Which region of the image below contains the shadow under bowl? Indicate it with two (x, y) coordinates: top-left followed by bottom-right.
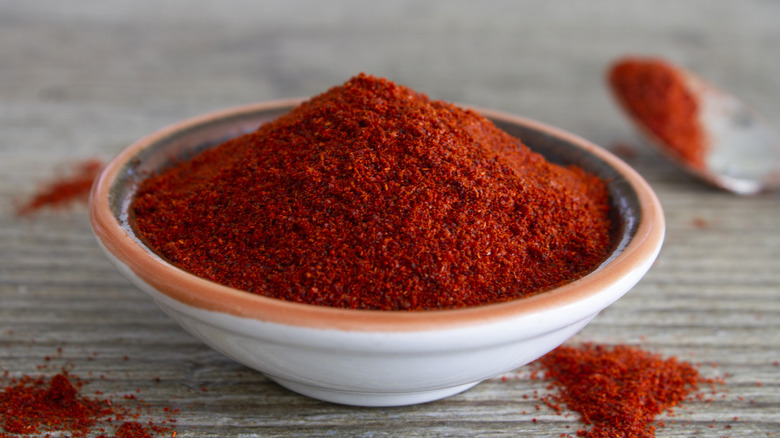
(89, 99), (664, 407)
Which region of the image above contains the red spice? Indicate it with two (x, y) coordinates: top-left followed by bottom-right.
(15, 159), (103, 216)
(692, 217), (709, 229)
(536, 343), (703, 438)
(0, 368), (174, 438)
(0, 371), (110, 437)
(113, 421), (154, 438)
(132, 74), (612, 310)
(608, 57), (707, 168)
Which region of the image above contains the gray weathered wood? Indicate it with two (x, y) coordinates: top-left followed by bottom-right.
(1, 0), (779, 436)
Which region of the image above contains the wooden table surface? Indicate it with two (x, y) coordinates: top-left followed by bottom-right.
(2, 1), (779, 436)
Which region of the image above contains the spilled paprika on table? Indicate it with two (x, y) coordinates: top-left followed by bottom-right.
(536, 343), (706, 438)
(0, 368), (174, 438)
(15, 159), (104, 216)
(132, 74), (613, 311)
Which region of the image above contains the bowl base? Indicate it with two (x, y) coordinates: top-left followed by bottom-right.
(267, 376), (481, 407)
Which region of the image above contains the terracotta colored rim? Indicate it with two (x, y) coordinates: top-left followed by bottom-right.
(90, 99), (664, 331)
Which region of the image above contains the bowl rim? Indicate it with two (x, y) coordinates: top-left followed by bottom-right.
(90, 98), (664, 332)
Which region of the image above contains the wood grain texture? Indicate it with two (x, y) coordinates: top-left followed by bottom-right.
(1, 1), (779, 436)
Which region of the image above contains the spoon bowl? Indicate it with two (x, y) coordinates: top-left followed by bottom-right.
(609, 57), (780, 195)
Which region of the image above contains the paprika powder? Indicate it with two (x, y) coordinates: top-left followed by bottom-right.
(0, 369), (173, 438)
(608, 57), (707, 168)
(15, 159), (103, 216)
(132, 74), (612, 311)
(536, 343), (704, 438)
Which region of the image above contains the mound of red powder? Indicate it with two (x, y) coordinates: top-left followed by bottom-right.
(0, 370), (172, 438)
(132, 74), (612, 310)
(608, 57), (707, 168)
(537, 343), (703, 438)
(15, 159), (103, 216)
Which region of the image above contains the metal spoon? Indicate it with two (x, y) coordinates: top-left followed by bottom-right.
(609, 59), (780, 195)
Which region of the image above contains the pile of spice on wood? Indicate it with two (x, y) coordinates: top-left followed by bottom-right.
(132, 73), (612, 310)
(0, 367), (175, 438)
(15, 158), (104, 216)
(534, 343), (713, 438)
(608, 57), (707, 169)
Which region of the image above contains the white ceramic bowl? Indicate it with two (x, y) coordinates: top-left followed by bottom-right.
(90, 98), (664, 407)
